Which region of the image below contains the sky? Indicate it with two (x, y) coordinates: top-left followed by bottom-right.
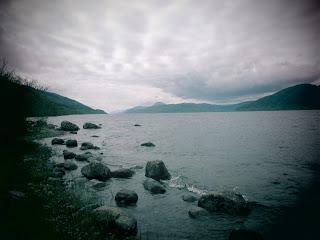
(0, 0), (319, 112)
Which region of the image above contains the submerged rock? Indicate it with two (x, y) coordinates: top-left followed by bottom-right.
(93, 206), (137, 236)
(60, 121), (80, 131)
(145, 160), (170, 181)
(70, 131), (77, 134)
(111, 168), (135, 178)
(115, 189), (138, 205)
(143, 178), (166, 194)
(65, 139), (78, 148)
(182, 194), (198, 202)
(91, 135), (99, 138)
(63, 150), (76, 159)
(83, 122), (101, 129)
(198, 191), (250, 215)
(81, 162), (111, 181)
(229, 229), (264, 240)
(51, 138), (64, 145)
(141, 142), (155, 147)
(134, 124), (142, 127)
(63, 160), (78, 170)
(188, 207), (209, 219)
(52, 168), (65, 178)
(80, 142), (100, 150)
(75, 152), (93, 161)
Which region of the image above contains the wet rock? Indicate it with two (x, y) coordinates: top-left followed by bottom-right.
(63, 150), (76, 159)
(60, 121), (80, 131)
(63, 160), (78, 170)
(65, 139), (78, 148)
(229, 229), (264, 240)
(182, 194), (198, 202)
(75, 152), (93, 161)
(111, 168), (135, 178)
(51, 138), (64, 145)
(93, 206), (137, 236)
(188, 207), (209, 219)
(83, 122), (101, 129)
(81, 162), (111, 181)
(47, 123), (57, 129)
(70, 131), (77, 134)
(145, 160), (170, 181)
(80, 142), (100, 150)
(198, 191), (250, 215)
(52, 168), (65, 178)
(115, 189), (138, 205)
(141, 142), (155, 147)
(91, 135), (99, 138)
(8, 190), (25, 200)
(143, 178), (166, 194)
(134, 124), (142, 127)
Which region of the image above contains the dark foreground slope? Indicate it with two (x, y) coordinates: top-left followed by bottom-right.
(125, 84), (320, 113)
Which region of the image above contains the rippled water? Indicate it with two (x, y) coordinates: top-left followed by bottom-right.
(41, 111), (320, 239)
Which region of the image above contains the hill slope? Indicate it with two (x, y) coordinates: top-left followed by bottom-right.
(125, 84), (320, 113)
(1, 79), (106, 117)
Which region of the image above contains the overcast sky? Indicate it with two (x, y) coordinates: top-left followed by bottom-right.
(1, 0), (319, 112)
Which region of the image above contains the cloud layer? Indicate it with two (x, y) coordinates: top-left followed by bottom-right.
(1, 0), (319, 111)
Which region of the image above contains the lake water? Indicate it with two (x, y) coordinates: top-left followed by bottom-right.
(41, 111), (320, 239)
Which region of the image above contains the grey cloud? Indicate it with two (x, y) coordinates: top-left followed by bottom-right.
(0, 0), (319, 111)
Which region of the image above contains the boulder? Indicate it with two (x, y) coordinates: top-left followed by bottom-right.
(93, 206), (137, 236)
(145, 160), (170, 181)
(111, 168), (135, 178)
(75, 152), (93, 161)
(141, 142), (155, 147)
(182, 194), (198, 202)
(70, 131), (77, 134)
(63, 150), (76, 159)
(60, 121), (80, 131)
(115, 189), (138, 205)
(80, 142), (100, 150)
(188, 207), (209, 219)
(51, 138), (65, 145)
(83, 122), (101, 129)
(81, 162), (111, 181)
(143, 178), (166, 194)
(63, 160), (78, 171)
(65, 139), (78, 148)
(229, 229), (264, 240)
(198, 191), (250, 215)
(8, 190), (25, 200)
(134, 124), (142, 127)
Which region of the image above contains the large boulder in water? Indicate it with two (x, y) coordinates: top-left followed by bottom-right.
(229, 229), (264, 240)
(75, 152), (93, 161)
(51, 138), (64, 145)
(145, 160), (170, 181)
(198, 191), (250, 215)
(63, 150), (76, 159)
(83, 122), (101, 129)
(115, 189), (138, 205)
(65, 139), (78, 148)
(80, 142), (100, 150)
(81, 162), (111, 181)
(111, 168), (135, 178)
(60, 121), (80, 131)
(143, 178), (166, 194)
(93, 206), (137, 236)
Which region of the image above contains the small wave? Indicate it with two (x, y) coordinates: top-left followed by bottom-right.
(168, 175), (208, 195)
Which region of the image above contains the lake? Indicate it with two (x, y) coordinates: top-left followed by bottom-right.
(41, 111), (320, 239)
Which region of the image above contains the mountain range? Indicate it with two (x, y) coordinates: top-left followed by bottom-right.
(125, 84), (320, 113)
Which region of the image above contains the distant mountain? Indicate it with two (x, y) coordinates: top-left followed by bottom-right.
(124, 84), (320, 113)
(1, 79), (107, 117)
